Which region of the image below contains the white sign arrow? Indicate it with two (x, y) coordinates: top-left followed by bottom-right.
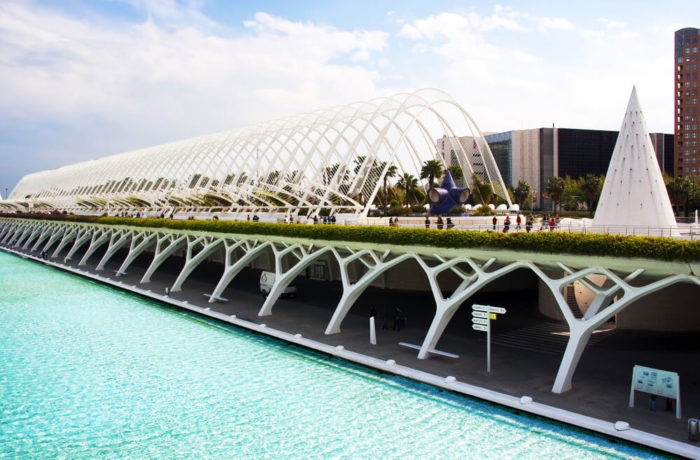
(472, 318), (489, 325)
(472, 324), (488, 332)
(472, 311), (489, 319)
(472, 304), (506, 314)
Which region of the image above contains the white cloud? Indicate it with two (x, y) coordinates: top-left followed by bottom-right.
(0, 1), (391, 169)
(597, 17), (628, 29)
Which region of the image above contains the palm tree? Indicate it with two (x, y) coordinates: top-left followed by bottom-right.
(580, 174), (603, 215)
(513, 180), (531, 209)
(397, 173), (419, 207)
(382, 163), (398, 214)
(420, 159), (444, 187)
(545, 176), (565, 212)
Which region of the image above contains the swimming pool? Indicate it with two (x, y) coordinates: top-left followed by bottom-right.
(0, 251), (666, 458)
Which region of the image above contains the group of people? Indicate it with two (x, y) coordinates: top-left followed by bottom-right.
(492, 214), (548, 233)
(424, 216), (455, 230)
(388, 217), (400, 227)
(312, 215), (337, 224)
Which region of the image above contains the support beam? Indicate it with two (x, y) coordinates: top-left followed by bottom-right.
(31, 225), (56, 252)
(325, 250), (412, 334)
(140, 234), (187, 283)
(116, 232), (156, 275)
(64, 228), (93, 261)
(209, 240), (270, 303)
(79, 229), (112, 266)
(171, 237), (223, 292)
(51, 227), (78, 258)
(96, 230), (132, 271)
(258, 246), (333, 316)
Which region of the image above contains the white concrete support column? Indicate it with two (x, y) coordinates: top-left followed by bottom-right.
(258, 245), (333, 316)
(325, 250), (413, 335)
(417, 259), (527, 359)
(1, 223), (22, 244)
(116, 232), (156, 275)
(549, 271), (699, 393)
(78, 229), (112, 266)
(64, 227), (93, 261)
(96, 230), (132, 271)
(42, 227), (66, 254)
(140, 234), (187, 283)
(21, 225), (44, 249)
(170, 237), (223, 292)
(208, 240), (269, 303)
(51, 227), (78, 258)
(13, 224), (37, 248)
(31, 225), (56, 251)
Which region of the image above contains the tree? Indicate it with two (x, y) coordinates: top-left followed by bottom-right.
(420, 159), (444, 187)
(382, 163), (398, 215)
(397, 173), (419, 207)
(580, 174), (603, 215)
(470, 173), (493, 205)
(545, 176), (565, 212)
(666, 176), (691, 215)
(447, 165), (464, 183)
(512, 180), (531, 209)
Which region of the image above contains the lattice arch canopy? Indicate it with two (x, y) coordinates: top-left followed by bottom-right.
(6, 88), (511, 217)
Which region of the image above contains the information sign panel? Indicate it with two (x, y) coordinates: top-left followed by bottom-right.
(472, 311), (489, 319)
(472, 318), (489, 325)
(472, 324), (488, 332)
(632, 366), (678, 398)
(489, 313), (497, 320)
(629, 365), (681, 419)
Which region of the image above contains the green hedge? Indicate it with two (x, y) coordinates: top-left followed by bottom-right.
(3, 213), (700, 261)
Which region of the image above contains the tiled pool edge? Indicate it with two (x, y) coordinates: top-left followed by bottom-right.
(3, 247), (697, 459)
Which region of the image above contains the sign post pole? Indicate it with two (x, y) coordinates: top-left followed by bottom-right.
(486, 315), (491, 373)
(472, 304), (506, 373)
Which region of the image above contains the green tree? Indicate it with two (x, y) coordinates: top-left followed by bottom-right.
(397, 173), (419, 207)
(470, 173), (493, 205)
(545, 176), (565, 212)
(580, 174), (603, 215)
(381, 163), (398, 215)
(447, 165), (465, 186)
(666, 176), (691, 215)
(420, 159), (444, 187)
(512, 180), (531, 209)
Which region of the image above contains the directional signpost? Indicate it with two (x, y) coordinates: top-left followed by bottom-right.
(472, 304), (507, 372)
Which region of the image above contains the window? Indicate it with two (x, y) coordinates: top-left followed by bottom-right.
(694, 47), (699, 53)
(687, 47), (691, 54)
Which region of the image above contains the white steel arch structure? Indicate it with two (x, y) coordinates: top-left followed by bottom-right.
(5, 89), (511, 216)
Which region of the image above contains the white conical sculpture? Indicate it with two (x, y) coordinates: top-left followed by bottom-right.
(592, 87), (676, 232)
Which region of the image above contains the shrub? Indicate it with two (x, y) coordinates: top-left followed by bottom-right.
(2, 212), (699, 262)
(449, 206), (466, 216)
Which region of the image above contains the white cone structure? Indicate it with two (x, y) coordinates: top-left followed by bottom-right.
(593, 87), (676, 230)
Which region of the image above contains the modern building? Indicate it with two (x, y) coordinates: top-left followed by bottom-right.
(478, 128), (673, 209)
(675, 27), (700, 178)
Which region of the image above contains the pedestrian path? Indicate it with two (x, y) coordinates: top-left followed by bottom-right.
(487, 321), (613, 355)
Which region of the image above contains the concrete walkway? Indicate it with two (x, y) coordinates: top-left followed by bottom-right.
(3, 244), (699, 457)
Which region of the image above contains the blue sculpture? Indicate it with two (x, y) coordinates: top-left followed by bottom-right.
(428, 170), (470, 216)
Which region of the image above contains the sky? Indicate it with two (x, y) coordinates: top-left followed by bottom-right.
(1, 0), (698, 195)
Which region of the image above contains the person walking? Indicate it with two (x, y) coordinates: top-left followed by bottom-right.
(503, 215), (511, 233)
(525, 216), (533, 233)
(516, 214), (522, 230)
(437, 215), (444, 230)
(446, 217), (454, 230)
(492, 215), (497, 230)
(424, 216), (430, 229)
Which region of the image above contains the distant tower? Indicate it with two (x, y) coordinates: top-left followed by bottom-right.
(674, 27), (700, 178)
(593, 87), (677, 231)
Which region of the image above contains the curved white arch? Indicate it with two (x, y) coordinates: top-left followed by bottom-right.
(8, 88), (511, 215)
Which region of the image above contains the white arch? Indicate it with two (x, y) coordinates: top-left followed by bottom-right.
(8, 89), (511, 215)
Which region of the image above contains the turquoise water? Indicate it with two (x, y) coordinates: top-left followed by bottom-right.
(0, 251), (666, 459)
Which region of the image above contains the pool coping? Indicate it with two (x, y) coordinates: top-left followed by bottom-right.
(3, 246), (698, 459)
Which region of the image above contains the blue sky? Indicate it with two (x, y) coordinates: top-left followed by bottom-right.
(1, 0), (698, 194)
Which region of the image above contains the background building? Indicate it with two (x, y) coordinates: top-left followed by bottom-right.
(675, 27), (700, 178)
(472, 128), (673, 209)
